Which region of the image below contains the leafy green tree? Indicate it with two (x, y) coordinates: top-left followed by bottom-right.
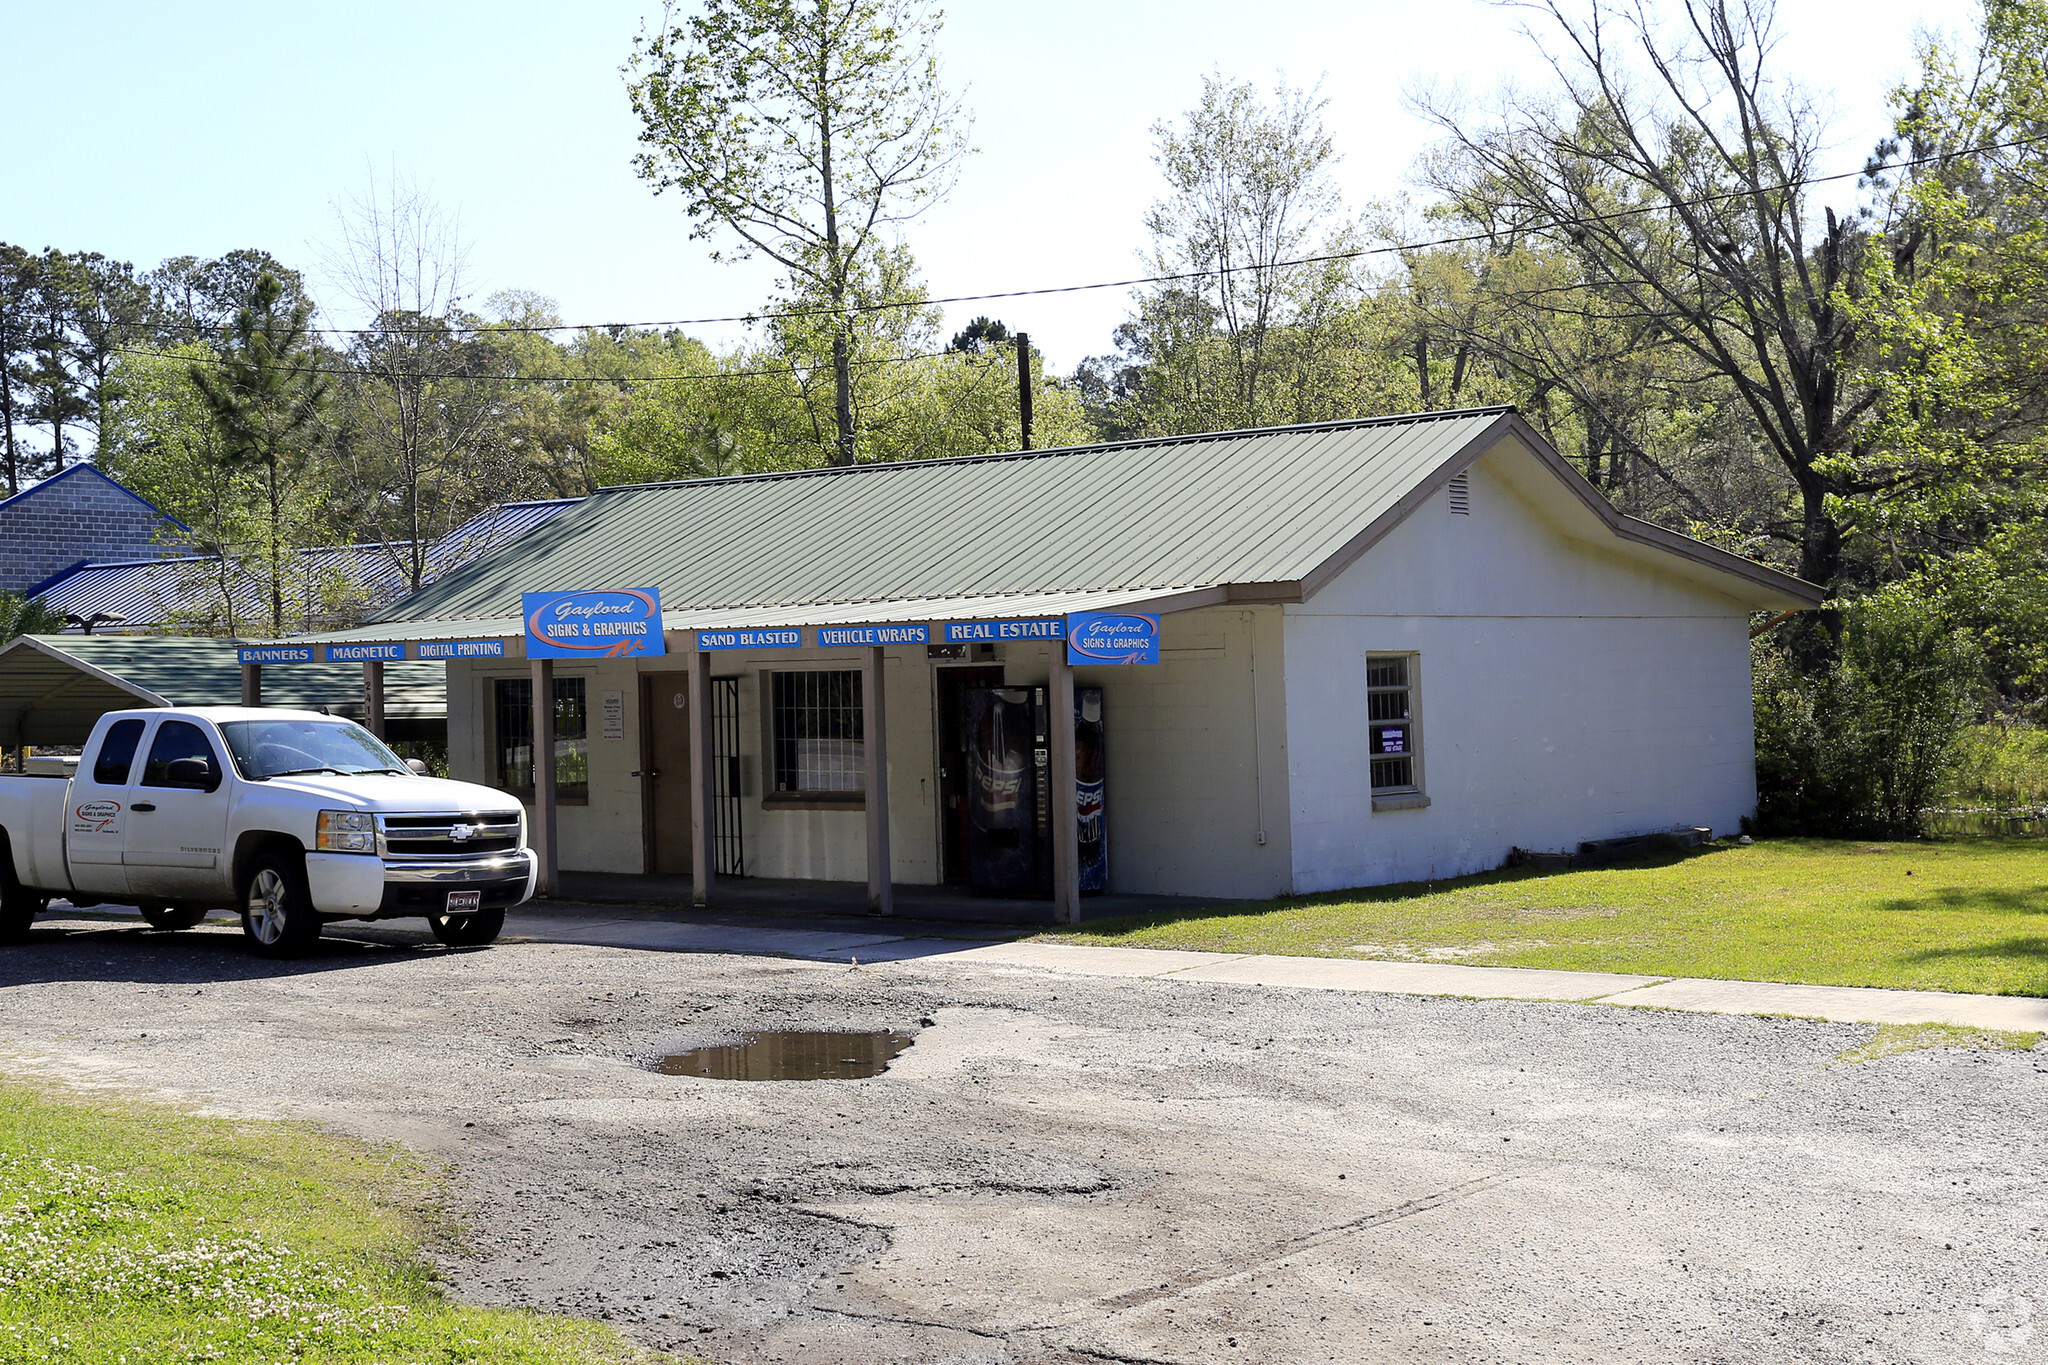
(0, 244), (41, 494)
(18, 250), (90, 470)
(627, 0), (971, 464)
(0, 590), (62, 643)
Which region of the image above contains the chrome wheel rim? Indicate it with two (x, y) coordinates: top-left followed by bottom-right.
(246, 869), (288, 945)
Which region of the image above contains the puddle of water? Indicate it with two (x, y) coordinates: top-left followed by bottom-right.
(650, 1029), (915, 1081)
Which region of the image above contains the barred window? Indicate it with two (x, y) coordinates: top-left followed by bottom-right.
(1366, 655), (1418, 792)
(494, 676), (589, 804)
(770, 670), (863, 794)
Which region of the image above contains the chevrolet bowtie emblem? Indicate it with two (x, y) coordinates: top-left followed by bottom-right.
(449, 823), (475, 842)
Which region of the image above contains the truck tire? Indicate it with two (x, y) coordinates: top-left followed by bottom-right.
(140, 903), (208, 932)
(428, 908), (504, 947)
(0, 853), (46, 945)
(239, 853), (322, 958)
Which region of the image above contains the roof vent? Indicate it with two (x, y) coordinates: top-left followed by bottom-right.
(1447, 471), (1471, 515)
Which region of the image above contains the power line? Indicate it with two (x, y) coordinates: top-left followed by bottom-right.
(120, 127), (2048, 343)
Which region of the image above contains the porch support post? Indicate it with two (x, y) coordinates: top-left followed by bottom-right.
(1048, 646), (1081, 924)
(363, 660), (386, 739)
(863, 644), (892, 916)
(531, 658), (557, 896)
(241, 663), (261, 706)
(688, 647), (714, 907)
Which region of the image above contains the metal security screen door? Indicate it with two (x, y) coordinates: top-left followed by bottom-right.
(711, 676), (744, 877)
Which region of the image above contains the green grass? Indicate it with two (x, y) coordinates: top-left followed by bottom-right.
(1039, 838), (2048, 997)
(0, 1082), (672, 1365)
(1834, 1022), (2041, 1064)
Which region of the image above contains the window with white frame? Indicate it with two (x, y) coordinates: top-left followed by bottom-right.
(769, 670), (864, 795)
(1366, 655), (1418, 792)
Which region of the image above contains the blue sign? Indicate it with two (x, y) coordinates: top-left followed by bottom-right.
(416, 639), (506, 660)
(522, 588), (666, 659)
(1066, 611), (1161, 665)
(324, 643), (405, 663)
(944, 619), (1064, 642)
(237, 645), (312, 665)
(818, 624), (930, 647)
(696, 628), (801, 650)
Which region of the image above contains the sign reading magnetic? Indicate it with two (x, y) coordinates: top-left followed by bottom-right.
(944, 619), (1064, 642)
(417, 639), (505, 660)
(237, 645), (312, 665)
(817, 624), (930, 647)
(323, 643), (405, 663)
(696, 628), (800, 650)
(522, 588), (666, 659)
(1065, 611), (1161, 665)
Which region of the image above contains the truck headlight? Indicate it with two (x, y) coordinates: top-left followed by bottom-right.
(316, 809), (377, 854)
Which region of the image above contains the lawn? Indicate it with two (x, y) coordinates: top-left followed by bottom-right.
(0, 1082), (672, 1365)
(1040, 837), (2048, 997)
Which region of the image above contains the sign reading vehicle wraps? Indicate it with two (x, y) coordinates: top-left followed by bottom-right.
(696, 628), (802, 650)
(237, 645), (312, 665)
(522, 588), (666, 659)
(323, 643), (405, 663)
(817, 624), (930, 647)
(943, 619), (1064, 643)
(1065, 611), (1161, 665)
(416, 640), (505, 660)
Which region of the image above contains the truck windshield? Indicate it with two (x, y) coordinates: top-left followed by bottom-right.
(218, 718), (410, 780)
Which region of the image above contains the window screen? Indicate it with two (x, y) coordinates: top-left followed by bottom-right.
(1366, 655), (1417, 792)
(770, 670), (864, 794)
(92, 719), (145, 786)
(494, 676), (589, 803)
(140, 721), (219, 788)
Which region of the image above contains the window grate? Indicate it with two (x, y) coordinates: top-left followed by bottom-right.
(711, 676), (745, 876)
(494, 676), (589, 802)
(1366, 655), (1417, 792)
(1447, 471), (1471, 514)
(770, 670), (864, 793)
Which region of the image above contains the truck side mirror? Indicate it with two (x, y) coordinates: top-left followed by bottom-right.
(406, 758), (429, 775)
(165, 756), (218, 791)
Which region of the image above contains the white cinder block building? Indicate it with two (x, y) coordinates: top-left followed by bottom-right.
(273, 407), (1821, 914)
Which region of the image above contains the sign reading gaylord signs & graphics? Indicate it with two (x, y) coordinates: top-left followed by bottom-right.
(521, 588), (667, 659)
(1065, 611), (1161, 665)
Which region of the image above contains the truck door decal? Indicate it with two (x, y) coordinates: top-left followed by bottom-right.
(73, 800), (122, 836)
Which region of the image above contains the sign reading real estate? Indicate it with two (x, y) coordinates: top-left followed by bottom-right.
(323, 643), (405, 663)
(817, 624), (930, 647)
(1065, 611), (1161, 665)
(521, 587), (666, 659)
(696, 628), (801, 650)
(417, 640), (505, 660)
(943, 619), (1064, 643)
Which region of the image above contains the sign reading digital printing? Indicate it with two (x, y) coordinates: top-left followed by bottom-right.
(944, 619), (1064, 643)
(817, 624), (930, 647)
(416, 639), (506, 660)
(237, 645), (312, 665)
(522, 588), (666, 659)
(696, 628), (801, 650)
(1065, 611), (1161, 665)
(323, 642), (405, 663)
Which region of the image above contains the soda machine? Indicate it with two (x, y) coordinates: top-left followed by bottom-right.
(963, 686), (1106, 896)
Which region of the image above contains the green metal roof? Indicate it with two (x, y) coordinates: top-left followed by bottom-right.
(0, 635), (444, 747)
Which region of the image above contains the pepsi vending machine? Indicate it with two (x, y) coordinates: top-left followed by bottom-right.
(964, 686), (1107, 896)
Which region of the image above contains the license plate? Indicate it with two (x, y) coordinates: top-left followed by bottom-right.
(444, 890), (482, 913)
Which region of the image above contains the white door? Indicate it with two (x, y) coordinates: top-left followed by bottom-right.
(123, 719), (233, 901)
(65, 716), (148, 898)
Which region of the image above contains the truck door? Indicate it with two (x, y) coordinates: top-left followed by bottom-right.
(123, 719), (232, 900)
(66, 717), (148, 898)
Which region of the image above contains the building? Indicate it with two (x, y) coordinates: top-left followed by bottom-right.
(239, 407), (1822, 915)
(0, 465), (191, 594)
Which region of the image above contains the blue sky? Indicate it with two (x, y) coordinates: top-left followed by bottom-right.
(2, 0), (1954, 371)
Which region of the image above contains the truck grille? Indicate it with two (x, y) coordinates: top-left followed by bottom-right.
(378, 812), (522, 858)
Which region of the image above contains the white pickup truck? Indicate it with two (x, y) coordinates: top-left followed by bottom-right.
(0, 706), (536, 957)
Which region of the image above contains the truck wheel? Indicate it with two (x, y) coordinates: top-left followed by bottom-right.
(140, 904), (207, 932)
(428, 908), (504, 947)
(239, 854), (322, 958)
(0, 855), (47, 945)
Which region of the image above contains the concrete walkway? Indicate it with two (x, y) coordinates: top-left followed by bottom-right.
(504, 906), (2048, 1034)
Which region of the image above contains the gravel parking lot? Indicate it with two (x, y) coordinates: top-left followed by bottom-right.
(1, 909), (2043, 1364)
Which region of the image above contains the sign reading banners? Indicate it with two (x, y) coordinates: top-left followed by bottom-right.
(817, 624), (930, 647)
(237, 645), (312, 665)
(522, 588), (666, 659)
(944, 619), (1064, 643)
(1066, 611), (1161, 665)
(696, 628), (801, 650)
(323, 643), (405, 663)
(416, 640), (506, 660)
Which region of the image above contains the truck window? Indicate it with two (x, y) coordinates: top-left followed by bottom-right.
(92, 719), (146, 786)
(140, 721), (220, 788)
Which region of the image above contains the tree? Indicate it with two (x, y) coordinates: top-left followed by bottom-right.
(0, 244), (40, 495)
(188, 274), (330, 635)
(626, 0), (971, 464)
(18, 250), (90, 471)
(947, 315), (1010, 354)
(146, 249), (313, 345)
(0, 590), (62, 644)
